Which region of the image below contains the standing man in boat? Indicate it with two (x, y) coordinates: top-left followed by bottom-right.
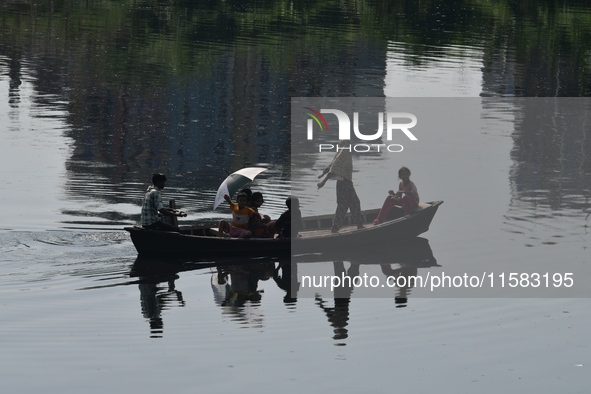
(317, 149), (364, 233)
(140, 173), (186, 232)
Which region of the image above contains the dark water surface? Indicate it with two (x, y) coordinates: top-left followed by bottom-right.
(1, 1), (591, 393)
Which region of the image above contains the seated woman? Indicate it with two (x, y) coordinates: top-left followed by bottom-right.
(373, 167), (419, 224)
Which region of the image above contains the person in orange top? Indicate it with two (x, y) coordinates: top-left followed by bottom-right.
(218, 192), (255, 238)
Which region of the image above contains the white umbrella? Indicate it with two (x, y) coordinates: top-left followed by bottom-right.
(213, 167), (268, 210)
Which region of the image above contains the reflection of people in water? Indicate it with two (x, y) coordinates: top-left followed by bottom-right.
(211, 262), (275, 326)
(217, 265), (264, 306)
(315, 261), (358, 341)
(379, 265), (418, 307)
(130, 258), (187, 338)
(138, 275), (184, 338)
(273, 259), (299, 303)
(312, 238), (438, 340)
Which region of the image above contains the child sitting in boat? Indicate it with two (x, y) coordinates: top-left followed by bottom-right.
(373, 167), (419, 224)
(274, 196), (302, 238)
(239, 188), (253, 205)
(218, 192), (255, 238)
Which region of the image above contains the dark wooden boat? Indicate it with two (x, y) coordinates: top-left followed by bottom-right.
(125, 201), (443, 257)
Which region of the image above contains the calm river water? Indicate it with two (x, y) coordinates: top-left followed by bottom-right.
(1, 1), (591, 393)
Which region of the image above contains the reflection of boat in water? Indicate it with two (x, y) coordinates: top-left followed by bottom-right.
(124, 201), (443, 257)
(313, 238), (439, 342)
(130, 237), (438, 340)
(130, 255), (290, 336)
(301, 237), (440, 342)
(293, 236), (439, 268)
(130, 255), (218, 278)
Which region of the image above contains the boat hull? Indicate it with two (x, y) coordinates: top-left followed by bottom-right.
(126, 226), (291, 257)
(125, 201), (443, 258)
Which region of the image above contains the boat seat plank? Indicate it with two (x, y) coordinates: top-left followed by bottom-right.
(299, 224), (362, 239)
